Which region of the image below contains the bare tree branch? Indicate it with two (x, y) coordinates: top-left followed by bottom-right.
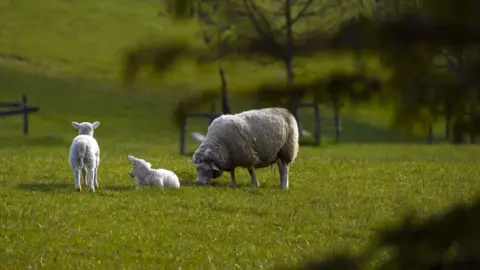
(290, 0), (315, 25)
(246, 0), (278, 37)
(196, 3), (216, 25)
(280, 0), (339, 30)
(241, 0), (278, 41)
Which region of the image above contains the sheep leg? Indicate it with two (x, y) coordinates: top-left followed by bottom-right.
(81, 167), (87, 187)
(278, 160), (289, 190)
(74, 169), (81, 191)
(248, 168), (259, 187)
(94, 166), (99, 188)
(229, 169), (236, 187)
(88, 168), (96, 192)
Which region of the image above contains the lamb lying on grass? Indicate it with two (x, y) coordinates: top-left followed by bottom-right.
(128, 155), (180, 189)
(69, 121), (101, 192)
(190, 107), (299, 189)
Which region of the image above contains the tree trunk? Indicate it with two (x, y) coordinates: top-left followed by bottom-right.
(218, 67), (231, 114)
(452, 117), (465, 144)
(445, 104), (452, 142)
(284, 0), (303, 135)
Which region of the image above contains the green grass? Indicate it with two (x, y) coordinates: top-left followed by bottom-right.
(1, 67), (479, 269)
(2, 136), (480, 268)
(0, 0), (478, 268)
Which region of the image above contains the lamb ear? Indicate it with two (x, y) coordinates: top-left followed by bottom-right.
(72, 122), (80, 129)
(211, 163), (220, 171)
(128, 155), (136, 162)
(145, 162), (152, 168)
(92, 121), (100, 129)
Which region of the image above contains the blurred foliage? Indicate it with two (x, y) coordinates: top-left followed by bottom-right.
(124, 0), (480, 140)
(293, 194), (480, 270)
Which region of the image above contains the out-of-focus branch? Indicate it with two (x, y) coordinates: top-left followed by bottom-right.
(240, 0), (273, 40)
(281, 0), (339, 30)
(246, 0), (278, 38)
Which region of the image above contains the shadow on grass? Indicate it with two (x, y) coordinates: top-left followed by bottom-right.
(296, 108), (441, 145)
(177, 171), (196, 186)
(208, 182), (261, 189)
(0, 135), (69, 149)
(102, 185), (135, 191)
(17, 183), (71, 192)
(337, 117), (429, 144)
(176, 170), (264, 189)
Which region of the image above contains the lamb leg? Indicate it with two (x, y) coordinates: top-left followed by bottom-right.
(74, 169), (81, 191)
(94, 166), (99, 188)
(88, 168), (96, 192)
(81, 167), (87, 187)
(230, 169), (236, 187)
(248, 168), (259, 187)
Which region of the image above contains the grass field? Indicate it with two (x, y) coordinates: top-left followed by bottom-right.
(1, 0), (480, 269)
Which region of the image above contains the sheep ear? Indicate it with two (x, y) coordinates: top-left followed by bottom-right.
(188, 160), (197, 163)
(128, 155), (136, 162)
(146, 162), (152, 168)
(204, 149), (212, 157)
(72, 122), (80, 129)
(211, 163), (220, 171)
(92, 121), (100, 129)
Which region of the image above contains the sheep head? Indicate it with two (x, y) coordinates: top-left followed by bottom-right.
(128, 155), (152, 179)
(189, 149), (224, 185)
(72, 121), (100, 136)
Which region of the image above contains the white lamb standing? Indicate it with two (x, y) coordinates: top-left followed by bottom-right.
(128, 155), (180, 189)
(69, 121), (101, 192)
(189, 107), (299, 189)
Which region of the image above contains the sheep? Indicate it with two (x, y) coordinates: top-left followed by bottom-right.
(128, 155), (180, 189)
(69, 121), (101, 192)
(191, 132), (206, 143)
(189, 107), (299, 190)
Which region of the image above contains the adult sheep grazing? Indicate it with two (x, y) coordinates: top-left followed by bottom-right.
(69, 121), (101, 192)
(189, 107), (299, 189)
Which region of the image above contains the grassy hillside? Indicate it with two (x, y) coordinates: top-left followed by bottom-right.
(0, 0), (476, 269)
(0, 0), (449, 142)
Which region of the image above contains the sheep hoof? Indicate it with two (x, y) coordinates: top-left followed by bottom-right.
(89, 187), (95, 192)
(75, 187), (81, 192)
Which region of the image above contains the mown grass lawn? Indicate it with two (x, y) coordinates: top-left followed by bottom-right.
(2, 133), (480, 269)
(1, 0), (480, 268)
(1, 70), (479, 268)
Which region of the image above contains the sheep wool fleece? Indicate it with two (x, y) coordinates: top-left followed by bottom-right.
(193, 107), (299, 170)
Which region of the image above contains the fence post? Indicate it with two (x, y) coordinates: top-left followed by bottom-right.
(333, 104), (341, 142)
(313, 104), (321, 145)
(179, 116), (186, 155)
(209, 102), (216, 125)
(426, 123), (433, 144)
(22, 94), (29, 135)
(444, 109), (451, 142)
